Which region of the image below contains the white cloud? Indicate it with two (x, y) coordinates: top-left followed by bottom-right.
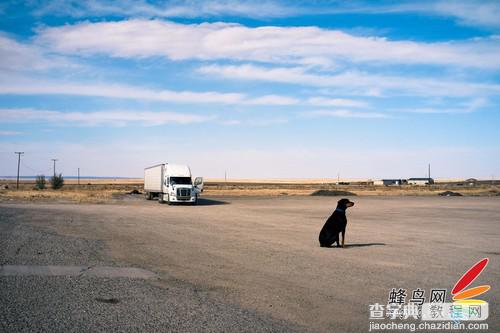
(221, 119), (241, 126)
(396, 97), (487, 114)
(0, 130), (23, 136)
(429, 1), (500, 28)
(245, 94), (299, 105)
(307, 97), (369, 108)
(0, 77), (299, 105)
(35, 19), (500, 68)
(0, 108), (212, 126)
(199, 64), (312, 83)
(199, 64), (500, 97)
(28, 1), (500, 30)
(359, 1), (500, 29)
(247, 117), (288, 126)
(304, 109), (388, 119)
(31, 0), (299, 19)
(0, 34), (76, 71)
(221, 117), (288, 126)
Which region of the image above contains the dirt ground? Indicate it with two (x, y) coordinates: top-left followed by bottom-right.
(1, 196), (499, 332)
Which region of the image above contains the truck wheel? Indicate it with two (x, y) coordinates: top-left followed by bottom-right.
(146, 192), (152, 200)
(192, 195), (198, 206)
(158, 194), (164, 204)
(166, 194), (172, 205)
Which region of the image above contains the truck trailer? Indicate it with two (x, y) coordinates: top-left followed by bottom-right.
(144, 163), (203, 204)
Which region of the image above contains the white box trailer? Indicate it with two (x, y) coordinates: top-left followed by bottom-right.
(144, 163), (203, 205)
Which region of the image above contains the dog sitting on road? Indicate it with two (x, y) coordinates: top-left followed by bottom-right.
(319, 198), (355, 248)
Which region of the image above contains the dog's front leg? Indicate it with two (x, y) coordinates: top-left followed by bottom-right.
(341, 229), (345, 248)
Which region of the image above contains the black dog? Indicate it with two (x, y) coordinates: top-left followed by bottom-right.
(319, 198), (354, 248)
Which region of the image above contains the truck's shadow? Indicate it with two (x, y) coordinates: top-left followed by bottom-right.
(196, 198), (229, 206)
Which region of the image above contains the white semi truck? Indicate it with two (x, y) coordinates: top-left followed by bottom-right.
(144, 164), (203, 205)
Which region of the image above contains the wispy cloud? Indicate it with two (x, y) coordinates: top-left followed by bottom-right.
(396, 98), (487, 114)
(245, 95), (299, 105)
(303, 109), (388, 119)
(221, 119), (241, 126)
(35, 19), (500, 68)
(340, 1), (500, 29)
(25, 1), (500, 30)
(307, 97), (368, 108)
(0, 34), (77, 71)
(31, 0), (300, 19)
(221, 117), (288, 126)
(0, 130), (23, 136)
(428, 1), (500, 29)
(0, 108), (213, 126)
(199, 64), (500, 97)
(0, 77), (298, 105)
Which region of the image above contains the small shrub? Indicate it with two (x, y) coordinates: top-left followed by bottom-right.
(35, 175), (46, 190)
(50, 173), (64, 189)
(311, 189), (357, 196)
(438, 191), (462, 197)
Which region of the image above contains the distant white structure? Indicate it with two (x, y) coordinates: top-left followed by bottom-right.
(374, 178), (435, 186)
(374, 179), (406, 186)
(408, 178), (434, 186)
(465, 178), (477, 186)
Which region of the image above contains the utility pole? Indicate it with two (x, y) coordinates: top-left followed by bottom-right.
(15, 152), (24, 189)
(224, 170), (227, 183)
(78, 168), (80, 185)
(51, 159), (58, 177)
(428, 163), (431, 180)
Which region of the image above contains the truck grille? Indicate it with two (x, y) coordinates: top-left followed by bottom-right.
(177, 188), (191, 199)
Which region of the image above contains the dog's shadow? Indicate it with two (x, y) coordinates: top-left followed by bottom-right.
(320, 243), (386, 249)
(344, 243), (386, 248)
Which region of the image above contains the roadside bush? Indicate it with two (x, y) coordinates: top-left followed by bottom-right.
(35, 175), (46, 190)
(311, 189), (357, 196)
(50, 173), (64, 189)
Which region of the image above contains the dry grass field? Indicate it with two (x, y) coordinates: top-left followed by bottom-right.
(0, 178), (498, 203)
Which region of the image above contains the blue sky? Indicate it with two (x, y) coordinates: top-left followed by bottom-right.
(0, 0), (499, 179)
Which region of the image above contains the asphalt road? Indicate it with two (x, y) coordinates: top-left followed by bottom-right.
(1, 196), (499, 332)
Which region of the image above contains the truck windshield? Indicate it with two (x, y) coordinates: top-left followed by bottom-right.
(170, 177), (192, 185)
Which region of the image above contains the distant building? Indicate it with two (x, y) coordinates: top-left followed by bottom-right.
(465, 178), (478, 186)
(374, 179), (406, 186)
(408, 177), (434, 186)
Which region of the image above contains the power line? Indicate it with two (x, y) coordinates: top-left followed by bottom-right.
(21, 162), (52, 174)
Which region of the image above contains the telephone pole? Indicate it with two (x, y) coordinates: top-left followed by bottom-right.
(51, 159), (58, 176)
(428, 163), (431, 180)
(78, 168), (80, 185)
(15, 152), (24, 189)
